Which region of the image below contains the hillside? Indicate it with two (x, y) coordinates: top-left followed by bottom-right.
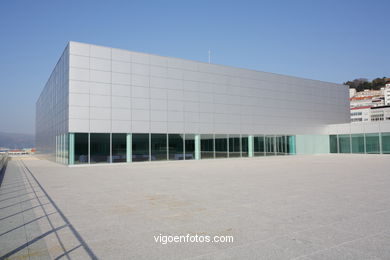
(344, 77), (389, 92)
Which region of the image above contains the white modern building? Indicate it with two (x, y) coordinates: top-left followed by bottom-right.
(349, 88), (356, 98)
(36, 42), (388, 165)
(385, 84), (390, 105)
(350, 106), (370, 122)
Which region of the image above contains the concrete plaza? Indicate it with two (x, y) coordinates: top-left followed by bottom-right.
(1, 155), (390, 259)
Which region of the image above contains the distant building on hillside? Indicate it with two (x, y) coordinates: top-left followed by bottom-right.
(349, 83), (390, 122)
(349, 88), (356, 98)
(385, 83), (390, 105)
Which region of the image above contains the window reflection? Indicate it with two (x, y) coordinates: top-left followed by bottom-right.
(184, 134), (195, 160)
(151, 134), (167, 161)
(90, 133), (110, 163)
(168, 134), (184, 160)
(132, 133), (149, 162)
(201, 134), (214, 159)
(215, 134), (228, 158)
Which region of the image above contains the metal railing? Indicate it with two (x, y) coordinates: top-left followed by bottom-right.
(0, 153), (9, 172)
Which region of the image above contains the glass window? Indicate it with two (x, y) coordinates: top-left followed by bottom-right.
(168, 134), (184, 160)
(366, 133), (380, 154)
(112, 134), (126, 163)
(184, 134), (195, 160)
(228, 134), (241, 157)
(132, 133), (149, 162)
(338, 134), (351, 153)
(265, 136), (275, 156)
(329, 135), (338, 153)
(151, 134), (167, 161)
(64, 134), (69, 163)
(215, 134), (228, 158)
(241, 135), (248, 157)
(382, 132), (390, 154)
(74, 133), (88, 164)
(288, 135), (295, 154)
(284, 136), (289, 154)
(286, 136), (291, 154)
(201, 134), (214, 159)
(254, 135), (265, 156)
(90, 133), (110, 163)
(351, 134), (364, 154)
(58, 134), (63, 163)
(276, 136), (285, 155)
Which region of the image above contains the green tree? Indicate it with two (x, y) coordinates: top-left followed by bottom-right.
(343, 77), (389, 92)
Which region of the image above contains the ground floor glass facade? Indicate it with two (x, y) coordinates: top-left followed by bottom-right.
(330, 133), (390, 154)
(65, 133), (296, 165)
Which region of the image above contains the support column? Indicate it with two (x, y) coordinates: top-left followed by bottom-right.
(69, 133), (75, 165)
(349, 134), (352, 154)
(289, 136), (296, 155)
(60, 134), (64, 164)
(195, 134), (200, 160)
(55, 135), (58, 163)
(274, 135), (277, 156)
(248, 135), (254, 157)
(126, 133), (132, 163)
(363, 133), (366, 154)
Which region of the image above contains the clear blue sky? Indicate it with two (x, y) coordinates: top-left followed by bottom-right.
(0, 0), (389, 134)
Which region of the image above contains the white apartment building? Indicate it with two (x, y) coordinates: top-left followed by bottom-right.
(350, 106), (370, 122)
(385, 84), (390, 105)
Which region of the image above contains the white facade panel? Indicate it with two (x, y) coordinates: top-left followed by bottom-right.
(69, 80), (90, 94)
(112, 96), (131, 109)
(90, 70), (111, 83)
(90, 45), (111, 59)
(69, 106), (89, 119)
(69, 93), (89, 106)
(131, 98), (150, 110)
(168, 122), (184, 133)
(90, 107), (111, 120)
(132, 63), (149, 75)
(151, 121), (168, 132)
(327, 121), (390, 134)
(70, 55), (89, 69)
(132, 86), (149, 98)
(69, 119), (89, 132)
(151, 99), (167, 110)
(90, 57), (111, 71)
(112, 108), (131, 121)
(112, 84), (131, 97)
(132, 121), (150, 132)
(89, 82), (111, 96)
(112, 61), (131, 74)
(151, 110), (167, 122)
(69, 42), (90, 56)
(90, 119), (111, 132)
(112, 48), (131, 62)
(132, 109), (150, 121)
(90, 95), (111, 107)
(70, 67), (89, 81)
(112, 120), (131, 133)
(112, 72), (131, 85)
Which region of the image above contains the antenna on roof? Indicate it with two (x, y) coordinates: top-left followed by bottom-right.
(208, 49), (211, 64)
